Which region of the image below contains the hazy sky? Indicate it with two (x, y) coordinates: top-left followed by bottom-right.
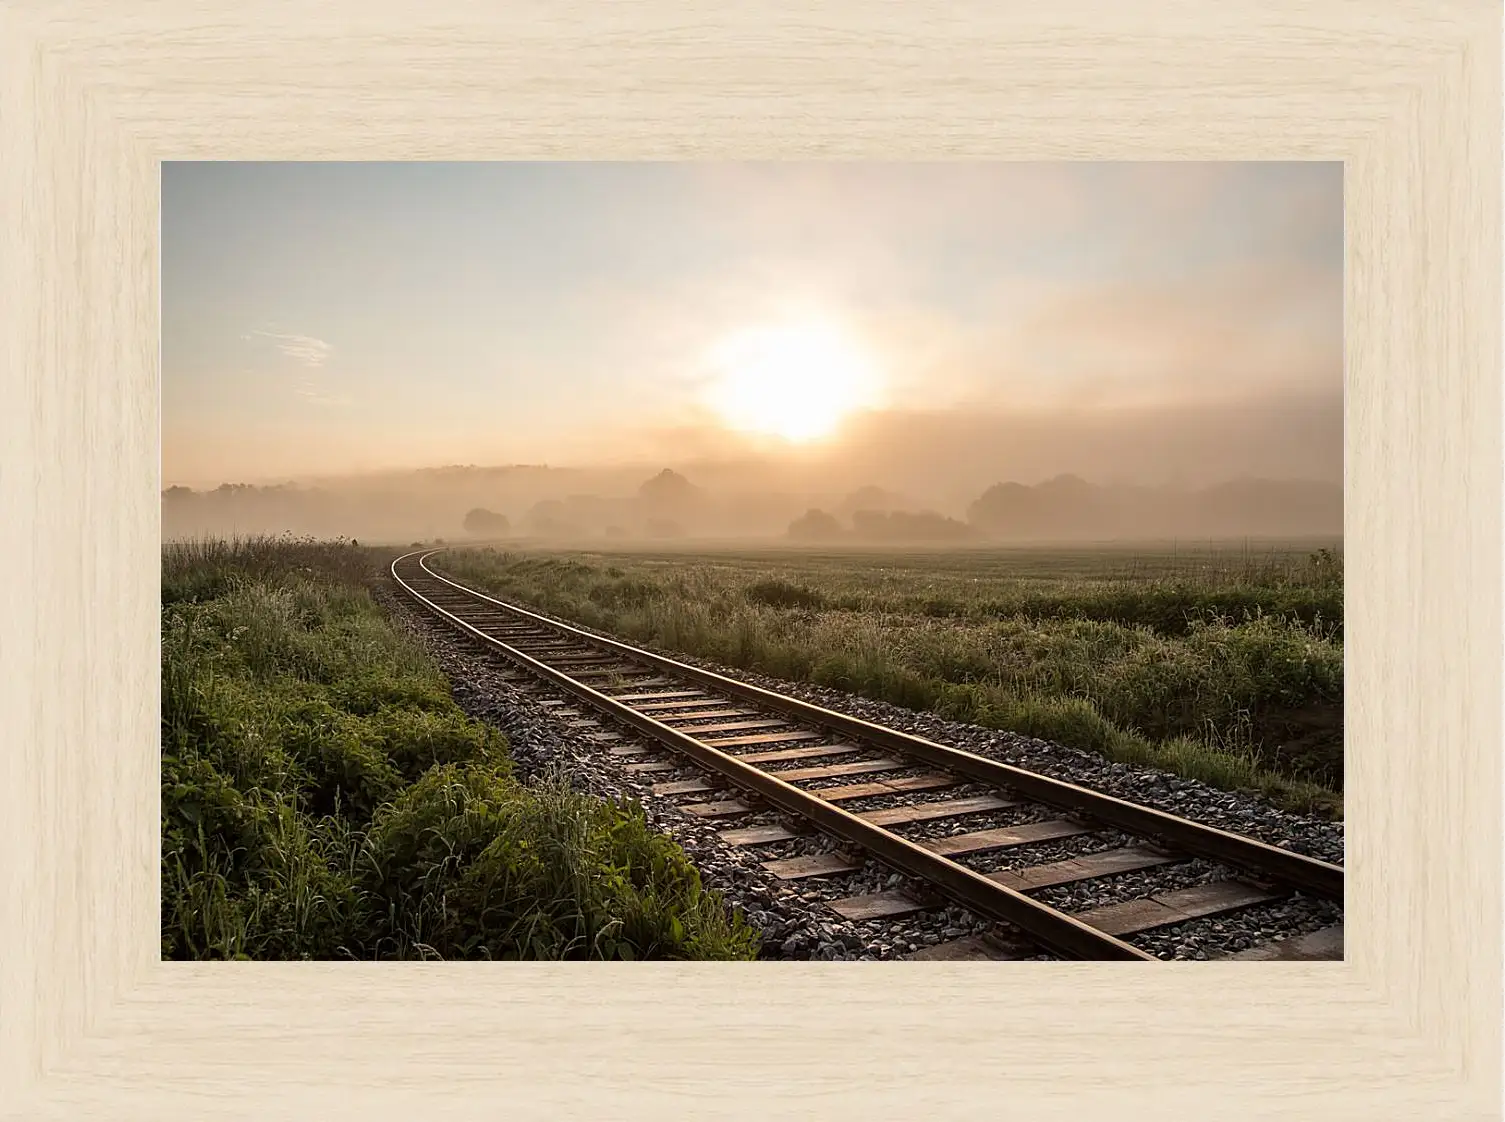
(163, 162), (1342, 486)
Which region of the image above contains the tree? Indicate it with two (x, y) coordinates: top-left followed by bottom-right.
(644, 518), (685, 539)
(967, 482), (1043, 537)
(851, 509), (972, 542)
(462, 508), (510, 537)
(838, 485), (908, 517)
(786, 509), (843, 541)
(967, 476), (1101, 539)
(638, 468), (699, 506)
(525, 499), (579, 538)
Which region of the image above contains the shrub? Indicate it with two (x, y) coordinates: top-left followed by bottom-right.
(745, 578), (827, 610)
(436, 544), (1344, 816)
(463, 508), (510, 537)
(162, 536), (758, 960)
(361, 766), (758, 960)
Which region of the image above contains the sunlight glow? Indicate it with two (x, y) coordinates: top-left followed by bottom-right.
(704, 321), (880, 442)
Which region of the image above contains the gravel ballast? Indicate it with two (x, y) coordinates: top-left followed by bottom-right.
(380, 578), (1345, 962)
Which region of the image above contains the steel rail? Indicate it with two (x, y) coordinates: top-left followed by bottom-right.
(392, 551), (1156, 961)
(410, 550), (1344, 902)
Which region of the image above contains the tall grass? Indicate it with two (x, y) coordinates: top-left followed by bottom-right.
(441, 546), (1344, 817)
(162, 536), (758, 960)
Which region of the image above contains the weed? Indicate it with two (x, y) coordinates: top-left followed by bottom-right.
(161, 536), (759, 960)
(440, 543), (1344, 817)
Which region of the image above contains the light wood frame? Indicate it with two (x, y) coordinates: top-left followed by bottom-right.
(1, 2), (1499, 1118)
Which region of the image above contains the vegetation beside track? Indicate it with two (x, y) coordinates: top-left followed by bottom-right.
(439, 543), (1344, 818)
(161, 537), (759, 960)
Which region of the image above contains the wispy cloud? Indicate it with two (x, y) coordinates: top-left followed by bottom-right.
(294, 381), (350, 408)
(249, 329), (334, 367)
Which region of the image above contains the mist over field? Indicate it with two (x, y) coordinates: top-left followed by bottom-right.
(162, 383), (1341, 544)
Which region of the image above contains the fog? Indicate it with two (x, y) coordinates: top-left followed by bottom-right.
(162, 384), (1342, 545)
(163, 163), (1342, 544)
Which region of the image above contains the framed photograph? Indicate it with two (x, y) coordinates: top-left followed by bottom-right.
(4, 2), (1499, 1119)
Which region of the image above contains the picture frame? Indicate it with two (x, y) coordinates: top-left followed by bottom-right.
(2, 2), (1499, 1118)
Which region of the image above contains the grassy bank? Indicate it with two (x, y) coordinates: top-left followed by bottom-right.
(438, 545), (1344, 818)
(161, 537), (758, 960)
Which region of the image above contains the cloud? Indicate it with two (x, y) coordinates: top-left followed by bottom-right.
(238, 329), (345, 404)
(294, 381), (350, 408)
(249, 329), (334, 367)
(1002, 260), (1340, 397)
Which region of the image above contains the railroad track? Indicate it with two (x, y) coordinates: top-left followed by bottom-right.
(392, 549), (1344, 962)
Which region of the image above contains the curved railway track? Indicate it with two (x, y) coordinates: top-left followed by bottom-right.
(392, 549), (1344, 962)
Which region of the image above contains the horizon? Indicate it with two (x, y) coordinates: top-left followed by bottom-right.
(164, 463), (1341, 495)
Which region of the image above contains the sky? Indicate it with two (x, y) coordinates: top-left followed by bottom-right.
(162, 162), (1342, 487)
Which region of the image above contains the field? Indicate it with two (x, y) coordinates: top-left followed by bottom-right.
(440, 540), (1344, 817)
(161, 537), (758, 960)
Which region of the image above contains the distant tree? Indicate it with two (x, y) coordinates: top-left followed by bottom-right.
(787, 509), (843, 541)
(637, 470), (705, 536)
(638, 468), (698, 506)
(852, 509), (973, 542)
(1037, 472), (1091, 493)
(554, 493), (618, 534)
(967, 476), (1101, 539)
(838, 485), (909, 518)
(896, 511), (972, 541)
(644, 518), (685, 539)
(462, 507), (510, 537)
(526, 498), (580, 538)
(528, 498), (565, 523)
(967, 482), (1043, 537)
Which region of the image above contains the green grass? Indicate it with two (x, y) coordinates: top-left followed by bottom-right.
(161, 536), (759, 960)
(439, 543), (1344, 818)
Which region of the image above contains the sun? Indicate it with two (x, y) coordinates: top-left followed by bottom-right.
(704, 321), (879, 442)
